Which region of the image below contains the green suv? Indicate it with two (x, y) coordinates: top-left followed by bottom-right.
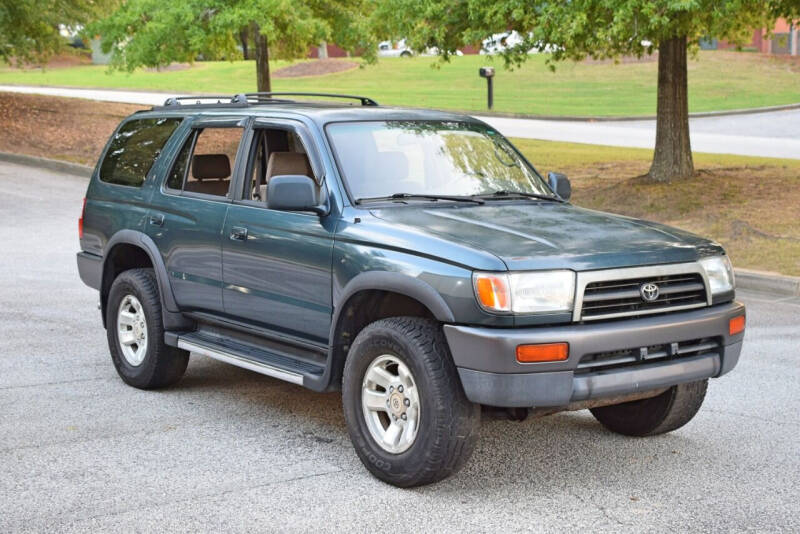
(77, 92), (746, 487)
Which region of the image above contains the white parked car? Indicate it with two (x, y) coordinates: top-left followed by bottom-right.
(378, 39), (464, 58)
(378, 40), (413, 57)
(481, 31), (556, 55)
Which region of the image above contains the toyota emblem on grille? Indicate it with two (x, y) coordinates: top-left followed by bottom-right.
(640, 282), (660, 302)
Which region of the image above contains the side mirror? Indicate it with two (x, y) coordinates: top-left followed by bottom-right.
(547, 172), (571, 201)
(267, 175), (327, 215)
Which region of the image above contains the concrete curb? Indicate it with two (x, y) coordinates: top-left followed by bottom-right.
(0, 152), (92, 177)
(1, 152), (797, 296)
(735, 269), (800, 297)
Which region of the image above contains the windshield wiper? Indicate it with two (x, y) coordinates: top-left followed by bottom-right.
(477, 190), (564, 203)
(355, 193), (484, 205)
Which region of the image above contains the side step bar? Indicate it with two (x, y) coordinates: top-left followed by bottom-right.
(177, 338), (304, 385)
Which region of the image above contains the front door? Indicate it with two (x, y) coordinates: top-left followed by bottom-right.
(147, 117), (248, 314)
(221, 121), (335, 344)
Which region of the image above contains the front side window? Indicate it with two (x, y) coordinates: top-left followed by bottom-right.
(244, 128), (314, 202)
(326, 121), (551, 201)
(166, 126), (244, 197)
(100, 117), (181, 187)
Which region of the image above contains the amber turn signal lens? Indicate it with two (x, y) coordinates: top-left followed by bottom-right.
(475, 274), (510, 311)
(729, 315), (745, 336)
(516, 343), (569, 363)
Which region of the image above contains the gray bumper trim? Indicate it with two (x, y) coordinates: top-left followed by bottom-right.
(458, 348), (741, 408)
(444, 301), (745, 374)
(570, 353), (719, 402)
(447, 302), (745, 408)
(77, 251), (102, 290)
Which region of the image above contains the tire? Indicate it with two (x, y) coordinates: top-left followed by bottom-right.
(106, 268), (189, 389)
(400, 51), (412, 57)
(590, 379), (708, 437)
(342, 317), (480, 487)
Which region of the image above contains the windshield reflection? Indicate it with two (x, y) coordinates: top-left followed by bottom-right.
(326, 121), (550, 201)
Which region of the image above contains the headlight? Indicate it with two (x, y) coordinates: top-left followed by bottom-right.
(699, 256), (735, 295)
(473, 270), (575, 314)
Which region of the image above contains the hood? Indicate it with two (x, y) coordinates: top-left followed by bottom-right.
(369, 202), (722, 271)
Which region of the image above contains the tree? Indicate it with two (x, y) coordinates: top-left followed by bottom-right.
(90, 0), (376, 92)
(0, 0), (116, 64)
(379, 0), (800, 183)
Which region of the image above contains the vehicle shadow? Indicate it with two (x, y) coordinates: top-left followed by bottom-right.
(175, 356), (705, 495)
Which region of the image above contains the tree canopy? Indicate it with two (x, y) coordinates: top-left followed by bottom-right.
(0, 0), (116, 64)
(379, 0), (800, 182)
(90, 0), (376, 90)
(380, 0), (798, 66)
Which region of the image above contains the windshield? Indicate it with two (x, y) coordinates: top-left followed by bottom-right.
(326, 121), (552, 201)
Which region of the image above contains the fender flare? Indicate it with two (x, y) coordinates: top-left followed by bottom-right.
(102, 230), (179, 313)
(330, 271), (456, 337)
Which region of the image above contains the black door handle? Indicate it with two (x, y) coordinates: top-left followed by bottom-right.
(149, 214), (164, 227)
(230, 226), (248, 241)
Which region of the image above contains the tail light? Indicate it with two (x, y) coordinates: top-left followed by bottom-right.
(78, 197), (86, 239)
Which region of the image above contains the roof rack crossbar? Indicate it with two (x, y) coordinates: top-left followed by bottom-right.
(162, 95), (242, 106)
(242, 92), (379, 106)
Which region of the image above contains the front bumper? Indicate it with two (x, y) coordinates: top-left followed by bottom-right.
(444, 301), (745, 408)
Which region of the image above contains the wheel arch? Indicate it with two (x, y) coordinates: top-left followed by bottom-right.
(100, 230), (188, 330)
(324, 272), (455, 390)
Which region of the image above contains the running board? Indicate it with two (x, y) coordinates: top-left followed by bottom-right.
(177, 338), (304, 385)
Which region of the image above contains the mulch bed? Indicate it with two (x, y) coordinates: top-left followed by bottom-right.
(273, 59), (358, 78)
(0, 93), (145, 165)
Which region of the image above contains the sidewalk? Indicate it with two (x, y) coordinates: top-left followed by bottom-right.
(2, 85), (799, 159)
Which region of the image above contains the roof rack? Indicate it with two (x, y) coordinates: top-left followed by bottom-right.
(159, 92), (379, 109)
(162, 95), (244, 107)
(237, 92), (379, 106)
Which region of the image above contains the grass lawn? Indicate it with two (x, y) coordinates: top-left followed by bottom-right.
(1, 92), (798, 275)
(2, 51), (799, 117)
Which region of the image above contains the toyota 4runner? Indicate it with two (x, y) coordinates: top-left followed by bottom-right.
(77, 92), (746, 487)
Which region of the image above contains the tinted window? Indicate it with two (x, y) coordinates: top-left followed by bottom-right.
(100, 118), (181, 187)
(166, 132), (195, 190)
(165, 126), (243, 197)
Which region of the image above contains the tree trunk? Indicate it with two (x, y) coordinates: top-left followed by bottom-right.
(239, 28), (249, 60)
(647, 35), (693, 183)
(254, 25), (271, 92)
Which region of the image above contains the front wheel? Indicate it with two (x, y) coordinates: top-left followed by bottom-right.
(590, 380), (708, 437)
(342, 317), (480, 487)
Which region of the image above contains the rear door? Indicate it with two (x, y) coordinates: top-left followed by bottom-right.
(146, 116), (249, 314)
(221, 119), (335, 344)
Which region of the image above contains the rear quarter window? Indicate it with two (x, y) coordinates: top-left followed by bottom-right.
(99, 117), (182, 187)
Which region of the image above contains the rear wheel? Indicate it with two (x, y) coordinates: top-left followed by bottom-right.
(590, 380), (708, 437)
(342, 317), (480, 487)
(106, 268), (189, 389)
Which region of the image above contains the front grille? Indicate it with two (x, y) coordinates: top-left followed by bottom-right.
(576, 337), (720, 375)
(580, 273), (707, 321)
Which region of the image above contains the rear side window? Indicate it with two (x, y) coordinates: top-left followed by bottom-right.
(99, 118), (182, 187)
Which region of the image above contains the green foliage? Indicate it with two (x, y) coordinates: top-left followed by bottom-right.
(380, 0), (800, 67)
(90, 0), (376, 71)
(0, 0), (116, 63)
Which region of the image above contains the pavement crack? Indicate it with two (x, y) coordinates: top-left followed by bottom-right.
(72, 469), (343, 524)
(565, 487), (628, 527)
(702, 408), (799, 427)
(0, 376), (107, 391)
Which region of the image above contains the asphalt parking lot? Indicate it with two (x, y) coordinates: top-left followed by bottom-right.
(1, 161), (799, 532)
